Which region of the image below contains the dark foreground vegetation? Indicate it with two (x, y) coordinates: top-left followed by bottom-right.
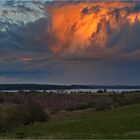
(0, 90), (140, 139)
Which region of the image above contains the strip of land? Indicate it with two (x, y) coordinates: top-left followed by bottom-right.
(0, 91), (140, 139)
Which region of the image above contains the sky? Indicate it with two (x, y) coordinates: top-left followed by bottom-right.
(0, 0), (140, 85)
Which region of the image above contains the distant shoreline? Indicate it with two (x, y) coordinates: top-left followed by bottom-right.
(0, 84), (140, 91)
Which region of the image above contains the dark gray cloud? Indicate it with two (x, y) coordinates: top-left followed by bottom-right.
(0, 1), (140, 84)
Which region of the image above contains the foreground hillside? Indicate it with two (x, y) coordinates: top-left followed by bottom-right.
(0, 103), (140, 139)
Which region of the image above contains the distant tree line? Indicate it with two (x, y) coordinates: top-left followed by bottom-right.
(0, 84), (140, 90)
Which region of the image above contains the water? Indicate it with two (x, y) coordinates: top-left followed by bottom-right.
(1, 89), (140, 93)
(64, 89), (140, 93)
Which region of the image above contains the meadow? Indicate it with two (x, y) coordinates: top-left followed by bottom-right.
(0, 103), (140, 139)
(0, 91), (140, 139)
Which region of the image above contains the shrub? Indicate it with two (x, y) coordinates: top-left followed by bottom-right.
(0, 103), (22, 132)
(50, 108), (59, 114)
(21, 100), (49, 125)
(0, 101), (49, 132)
(94, 96), (113, 111)
(65, 103), (94, 111)
(0, 96), (4, 103)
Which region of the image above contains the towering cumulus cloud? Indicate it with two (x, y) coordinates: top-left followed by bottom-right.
(45, 2), (140, 61)
(0, 1), (140, 84)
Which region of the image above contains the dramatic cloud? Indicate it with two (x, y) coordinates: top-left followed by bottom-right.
(0, 1), (140, 84)
(45, 1), (140, 61)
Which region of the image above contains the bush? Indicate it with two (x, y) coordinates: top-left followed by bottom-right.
(50, 108), (59, 114)
(0, 104), (22, 132)
(21, 100), (49, 125)
(65, 103), (94, 111)
(0, 96), (4, 103)
(94, 96), (113, 111)
(0, 101), (49, 132)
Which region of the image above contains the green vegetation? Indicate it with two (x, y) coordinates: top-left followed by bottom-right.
(0, 100), (48, 132)
(0, 91), (140, 139)
(0, 103), (140, 139)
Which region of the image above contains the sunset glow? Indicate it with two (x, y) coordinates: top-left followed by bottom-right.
(46, 2), (140, 54)
(0, 1), (140, 84)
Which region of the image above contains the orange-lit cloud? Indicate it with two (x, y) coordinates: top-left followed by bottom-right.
(45, 2), (140, 57)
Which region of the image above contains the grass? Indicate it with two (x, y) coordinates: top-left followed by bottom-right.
(0, 104), (140, 139)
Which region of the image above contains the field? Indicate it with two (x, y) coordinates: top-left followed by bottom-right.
(0, 103), (140, 139)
